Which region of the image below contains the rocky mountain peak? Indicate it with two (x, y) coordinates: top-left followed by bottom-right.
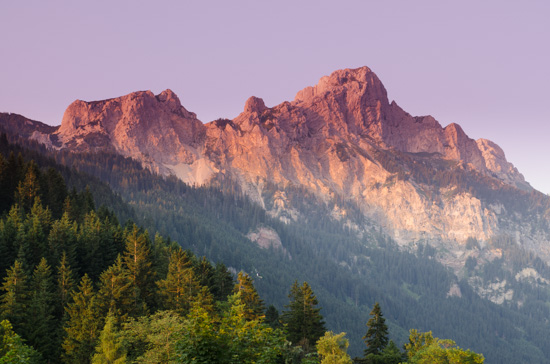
(294, 66), (388, 106)
(156, 89), (184, 111)
(244, 96), (267, 114)
(5, 65), (537, 256)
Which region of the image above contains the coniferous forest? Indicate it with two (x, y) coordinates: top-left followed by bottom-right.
(1, 133), (550, 363)
(0, 138), (484, 363)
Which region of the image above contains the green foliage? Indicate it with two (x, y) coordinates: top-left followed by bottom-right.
(98, 256), (133, 321)
(25, 258), (56, 361)
(283, 281), (326, 352)
(62, 274), (102, 364)
(404, 329), (484, 364)
(0, 319), (41, 364)
(3, 132), (550, 363)
(156, 249), (200, 315)
(121, 310), (184, 363)
(265, 304), (281, 329)
(174, 304), (225, 364)
(174, 293), (287, 364)
(234, 272), (265, 321)
(363, 302), (389, 357)
(377, 341), (403, 364)
(316, 331), (352, 364)
(92, 313), (127, 364)
(0, 261), (28, 331)
(122, 225), (155, 316)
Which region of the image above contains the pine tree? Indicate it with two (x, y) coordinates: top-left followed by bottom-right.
(0, 260), (29, 331)
(0, 205), (23, 275)
(56, 251), (76, 320)
(211, 262), (234, 302)
(265, 305), (281, 329)
(15, 162), (41, 214)
(26, 257), (56, 361)
(282, 280), (326, 352)
(55, 251), (76, 361)
(122, 225), (155, 316)
(48, 212), (78, 271)
(97, 255), (134, 321)
(62, 274), (102, 364)
(234, 272), (265, 321)
(25, 199), (52, 268)
(194, 256), (214, 289)
(156, 248), (201, 314)
(363, 302), (389, 357)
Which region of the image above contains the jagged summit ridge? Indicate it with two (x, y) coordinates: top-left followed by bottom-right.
(3, 65), (536, 251)
(55, 89), (209, 182)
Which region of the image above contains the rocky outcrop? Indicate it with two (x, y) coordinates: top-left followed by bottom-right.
(55, 89), (218, 184)
(7, 66), (543, 258)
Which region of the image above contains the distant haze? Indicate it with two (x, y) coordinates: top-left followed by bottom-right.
(1, 1), (549, 194)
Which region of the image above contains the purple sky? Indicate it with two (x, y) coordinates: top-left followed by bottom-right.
(1, 1), (550, 193)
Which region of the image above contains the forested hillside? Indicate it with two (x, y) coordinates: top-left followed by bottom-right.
(1, 134), (550, 362)
(0, 136), (487, 363)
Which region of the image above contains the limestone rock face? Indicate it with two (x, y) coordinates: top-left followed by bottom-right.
(476, 138), (529, 190)
(19, 66), (545, 260)
(55, 89), (216, 184)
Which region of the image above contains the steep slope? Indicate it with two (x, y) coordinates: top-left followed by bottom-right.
(4, 75), (550, 362)
(5, 67), (548, 262)
(55, 89), (213, 184)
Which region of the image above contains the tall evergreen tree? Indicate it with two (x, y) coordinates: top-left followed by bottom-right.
(25, 199), (52, 268)
(234, 272), (265, 321)
(48, 212), (78, 271)
(15, 161), (41, 214)
(26, 257), (56, 362)
(0, 260), (28, 331)
(0, 205), (23, 276)
(211, 262), (234, 302)
(56, 251), (75, 319)
(363, 302), (389, 358)
(122, 225), (155, 316)
(62, 274), (102, 364)
(97, 255), (134, 321)
(282, 280), (326, 352)
(156, 248), (201, 314)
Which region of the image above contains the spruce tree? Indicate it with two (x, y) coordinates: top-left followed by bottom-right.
(0, 205), (23, 276)
(234, 272), (265, 321)
(282, 280), (326, 352)
(48, 213), (78, 271)
(122, 225), (155, 316)
(211, 262), (234, 302)
(15, 162), (41, 214)
(56, 251), (76, 320)
(26, 258), (56, 362)
(156, 248), (201, 314)
(265, 305), (281, 329)
(0, 260), (28, 331)
(55, 252), (76, 361)
(363, 302), (389, 357)
(62, 274), (102, 364)
(97, 255), (134, 321)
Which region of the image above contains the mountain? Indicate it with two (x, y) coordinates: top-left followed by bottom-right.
(10, 67), (548, 263)
(4, 67), (550, 362)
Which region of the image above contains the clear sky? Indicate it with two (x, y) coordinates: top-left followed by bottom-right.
(1, 1), (549, 193)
